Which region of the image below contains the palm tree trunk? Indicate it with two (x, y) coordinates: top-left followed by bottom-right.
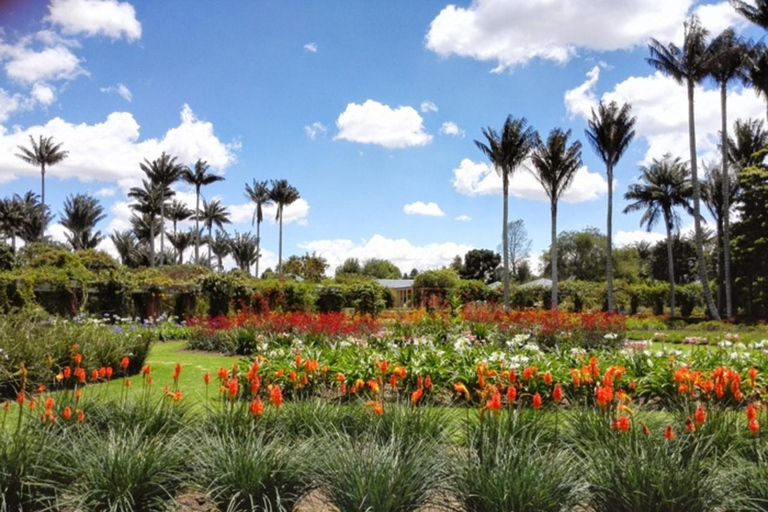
(550, 201), (558, 310)
(606, 164), (614, 312)
(716, 217), (724, 314)
(159, 202), (165, 265)
(11, 235), (16, 254)
(687, 79), (720, 320)
(194, 186), (201, 264)
(502, 171), (510, 310)
(255, 220), (261, 278)
(278, 208), (284, 273)
(40, 163), (46, 210)
(149, 216), (155, 267)
(208, 225), (212, 265)
(720, 84), (733, 319)
(217, 256), (223, 272)
(665, 218), (676, 317)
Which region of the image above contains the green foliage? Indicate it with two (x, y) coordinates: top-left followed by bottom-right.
(347, 281), (387, 315)
(678, 282), (703, 317)
(413, 269), (460, 306)
(453, 279), (495, 304)
(0, 427), (61, 511)
(316, 285), (346, 313)
(361, 258), (402, 279)
(0, 244), (15, 271)
(460, 249), (500, 284)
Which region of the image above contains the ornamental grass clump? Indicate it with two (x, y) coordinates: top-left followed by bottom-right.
(0, 426), (62, 512)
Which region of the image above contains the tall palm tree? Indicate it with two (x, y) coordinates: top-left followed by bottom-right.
(110, 230), (139, 267)
(165, 199), (193, 236)
(140, 152), (184, 260)
(15, 135), (68, 210)
(585, 101), (636, 312)
(747, 44), (768, 123)
(209, 230), (231, 271)
(229, 231), (258, 274)
(623, 155), (693, 316)
(475, 116), (537, 309)
(167, 229), (194, 264)
(268, 179), (300, 273)
(529, 128), (582, 309)
(707, 28), (749, 319)
(60, 193), (107, 251)
(200, 199), (231, 266)
(128, 179), (165, 267)
(180, 159), (225, 264)
(728, 118), (768, 170)
(731, 0), (768, 28)
(0, 198), (24, 253)
(647, 15), (721, 320)
(244, 179), (272, 278)
(13, 191), (51, 244)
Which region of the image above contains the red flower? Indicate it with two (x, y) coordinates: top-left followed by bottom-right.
(506, 385), (517, 405)
(552, 384), (563, 404)
(570, 369), (582, 387)
(612, 415), (630, 432)
(249, 397), (264, 416)
(694, 403), (706, 425)
(424, 375), (433, 389)
(77, 410), (85, 422)
(532, 392), (542, 409)
(62, 406), (72, 421)
(203, 372), (211, 385)
(227, 379), (238, 398)
(486, 390), (502, 412)
(288, 370), (297, 382)
(124, 379), (131, 387)
(98, 367), (107, 379)
(749, 418), (760, 436)
(73, 353), (82, 367)
(16, 391), (25, 405)
(747, 404), (758, 421)
(543, 371), (553, 385)
(218, 367), (228, 381)
(270, 385), (283, 408)
(90, 369), (99, 381)
(366, 400), (384, 416)
(142, 365), (151, 375)
(664, 424), (675, 441)
(686, 416), (696, 433)
(454, 382), (470, 401)
(63, 367), (72, 379)
(336, 372), (346, 382)
(411, 388), (424, 405)
(172, 363), (182, 382)
(120, 357), (129, 370)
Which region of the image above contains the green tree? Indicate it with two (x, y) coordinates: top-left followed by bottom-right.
(269, 179), (300, 272)
(15, 135), (68, 210)
(165, 199), (192, 237)
(461, 249), (500, 284)
(335, 257), (362, 278)
(728, 118), (768, 171)
(0, 197), (24, 253)
(60, 193), (107, 251)
(167, 229), (194, 264)
(647, 15), (721, 320)
(623, 154), (693, 316)
(110, 230), (139, 267)
(281, 253), (329, 282)
(209, 230), (231, 271)
(362, 258), (403, 279)
(747, 44), (768, 123)
(543, 228), (608, 282)
(15, 192), (52, 244)
(200, 199), (231, 266)
(530, 128), (582, 308)
(475, 116), (537, 309)
(731, 0), (768, 28)
(229, 231), (258, 274)
(585, 100), (636, 313)
(141, 152), (184, 260)
(180, 159), (225, 264)
(245, 179), (273, 278)
(128, 180), (164, 266)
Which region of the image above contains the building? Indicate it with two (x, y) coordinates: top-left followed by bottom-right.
(377, 279), (414, 308)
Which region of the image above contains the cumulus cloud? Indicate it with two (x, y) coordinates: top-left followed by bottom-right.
(46, 0), (142, 41)
(299, 234), (473, 274)
(451, 158), (608, 202)
(426, 0), (701, 71)
(440, 121), (464, 138)
(1, 44), (85, 84)
(30, 83), (55, 105)
(403, 201), (445, 217)
(100, 83), (132, 102)
(615, 229), (666, 247)
(304, 121), (327, 140)
(334, 99), (433, 148)
(565, 67), (765, 164)
(303, 42), (318, 53)
(0, 103), (238, 189)
(228, 198), (311, 227)
(455, 215), (471, 222)
(420, 100), (438, 113)
(95, 187), (116, 197)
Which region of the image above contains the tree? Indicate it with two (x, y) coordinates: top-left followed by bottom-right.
(530, 128), (582, 308)
(15, 135), (68, 210)
(499, 219), (533, 280)
(728, 118), (768, 171)
(475, 116), (537, 309)
(200, 199), (231, 266)
(209, 230), (231, 271)
(167, 229), (194, 264)
(110, 230), (139, 267)
(165, 199), (192, 237)
(649, 236), (701, 285)
(731, 0), (768, 28)
(747, 44), (768, 123)
(229, 231), (258, 274)
(60, 193), (107, 251)
(623, 154), (693, 316)
(585, 100), (636, 313)
(335, 258), (362, 278)
(128, 179), (164, 266)
(141, 152), (184, 260)
(180, 159), (225, 264)
(707, 28), (750, 318)
(268, 179), (300, 272)
(542, 228), (608, 282)
(461, 249), (500, 284)
(281, 253), (329, 282)
(362, 258), (403, 279)
(0, 198), (24, 253)
(449, 255), (464, 275)
(13, 192), (52, 245)
(647, 15), (721, 320)
(244, 179), (273, 278)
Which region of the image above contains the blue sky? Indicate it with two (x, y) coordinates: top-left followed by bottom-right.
(0, 0), (764, 273)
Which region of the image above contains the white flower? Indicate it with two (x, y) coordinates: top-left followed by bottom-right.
(508, 354), (531, 369)
(604, 333), (618, 340)
(453, 337), (471, 353)
(522, 343), (542, 353)
(570, 347), (587, 356)
(718, 340), (733, 349)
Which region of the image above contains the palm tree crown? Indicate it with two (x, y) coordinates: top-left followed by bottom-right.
(200, 199), (231, 266)
(269, 179), (300, 272)
(731, 0), (768, 28)
(60, 193), (107, 251)
(15, 135), (68, 209)
(245, 179), (273, 277)
(180, 159), (224, 264)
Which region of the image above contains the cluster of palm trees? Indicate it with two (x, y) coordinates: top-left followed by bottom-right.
(478, 7), (768, 319)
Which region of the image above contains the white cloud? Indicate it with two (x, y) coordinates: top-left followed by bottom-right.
(46, 0), (142, 41)
(95, 187), (116, 197)
(30, 83), (55, 105)
(100, 83), (132, 102)
(615, 229), (666, 247)
(456, 215), (472, 222)
(334, 99), (433, 148)
(303, 42), (318, 53)
(228, 198), (311, 227)
(425, 0), (696, 71)
(566, 67), (766, 164)
(687, 2), (747, 39)
(299, 234), (473, 274)
(420, 100), (438, 113)
(451, 158), (608, 203)
(440, 121), (464, 138)
(0, 88), (30, 122)
(2, 44), (85, 84)
(0, 103), (238, 188)
(403, 201), (445, 217)
(304, 121), (327, 140)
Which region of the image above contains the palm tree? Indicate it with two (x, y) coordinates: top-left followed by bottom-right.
(268, 179), (300, 273)
(0, 198), (24, 253)
(624, 155), (693, 316)
(209, 230), (231, 271)
(244, 179), (272, 278)
(707, 28), (749, 319)
(728, 118), (768, 170)
(647, 15), (721, 320)
(15, 135), (68, 210)
(165, 199), (193, 236)
(167, 229), (194, 264)
(200, 199), (231, 266)
(731, 0), (768, 28)
(475, 116), (537, 309)
(229, 231), (258, 274)
(60, 193), (107, 251)
(585, 101), (637, 312)
(128, 180), (165, 266)
(14, 192), (52, 244)
(140, 153), (184, 260)
(747, 44), (768, 123)
(180, 159), (225, 264)
(110, 230), (139, 267)
(530, 128), (582, 309)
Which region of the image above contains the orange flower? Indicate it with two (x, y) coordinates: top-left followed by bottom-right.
(37, 384), (46, 393)
(612, 415), (630, 432)
(366, 400), (384, 416)
(522, 366), (537, 381)
(506, 385), (517, 405)
(28, 399), (36, 410)
(694, 403), (706, 425)
(749, 418), (760, 436)
(417, 376), (424, 389)
(124, 379), (131, 387)
(486, 389), (502, 412)
(552, 384), (563, 404)
(543, 371), (553, 385)
(45, 398), (54, 411)
(389, 374), (397, 389)
(393, 366), (407, 379)
(378, 360), (388, 374)
(16, 391), (25, 405)
(664, 424), (675, 441)
(63, 367), (71, 379)
(204, 372), (211, 385)
(90, 369), (99, 382)
(270, 385), (283, 408)
(227, 379), (238, 398)
(77, 409), (85, 422)
(749, 367), (758, 385)
(367, 379), (380, 395)
(570, 369), (582, 387)
(532, 392), (542, 409)
(424, 375), (433, 390)
(747, 404), (758, 421)
(249, 397), (264, 416)
(454, 382), (470, 401)
(336, 372), (346, 382)
(62, 406), (72, 421)
(105, 367), (113, 379)
(98, 367), (106, 379)
(172, 363), (182, 382)
(595, 385), (613, 409)
(340, 382), (347, 394)
(75, 389), (82, 400)
(218, 367), (228, 381)
(120, 357), (129, 370)
(73, 353), (82, 367)
(642, 422), (651, 436)
(142, 365), (151, 376)
(289, 370), (297, 382)
(411, 388), (424, 405)
(685, 416), (696, 433)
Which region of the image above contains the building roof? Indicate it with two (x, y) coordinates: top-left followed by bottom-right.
(377, 279), (414, 289)
(519, 278), (553, 289)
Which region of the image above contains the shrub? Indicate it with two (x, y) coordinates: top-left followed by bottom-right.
(0, 427), (62, 511)
(678, 282), (703, 318)
(347, 281), (386, 315)
(453, 279), (492, 304)
(413, 269), (459, 308)
(316, 285), (346, 313)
